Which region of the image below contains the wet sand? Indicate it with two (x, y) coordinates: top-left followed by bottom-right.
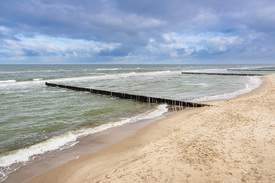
(25, 75), (275, 182)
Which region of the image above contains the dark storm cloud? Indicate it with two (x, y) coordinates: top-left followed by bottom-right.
(0, 0), (164, 43)
(0, 0), (274, 63)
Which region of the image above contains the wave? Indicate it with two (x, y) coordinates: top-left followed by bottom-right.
(0, 104), (168, 182)
(0, 80), (16, 84)
(183, 68), (228, 73)
(96, 68), (122, 71)
(33, 78), (43, 81)
(227, 65), (265, 70)
(191, 76), (262, 102)
(47, 70), (174, 83)
(0, 79), (46, 88)
(0, 70), (70, 74)
(0, 70), (176, 88)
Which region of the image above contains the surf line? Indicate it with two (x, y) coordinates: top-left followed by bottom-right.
(45, 82), (209, 108)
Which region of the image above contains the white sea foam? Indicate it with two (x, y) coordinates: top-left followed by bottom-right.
(73, 104), (167, 138)
(188, 83), (209, 87)
(33, 78), (43, 81)
(96, 68), (122, 71)
(0, 70), (60, 74)
(0, 133), (77, 167)
(184, 68), (228, 73)
(0, 133), (78, 182)
(0, 80), (44, 88)
(192, 76), (262, 102)
(0, 104), (167, 181)
(0, 80), (16, 83)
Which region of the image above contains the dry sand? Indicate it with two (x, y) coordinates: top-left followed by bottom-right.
(28, 75), (275, 183)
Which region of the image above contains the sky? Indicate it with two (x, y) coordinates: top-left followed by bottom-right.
(0, 0), (275, 64)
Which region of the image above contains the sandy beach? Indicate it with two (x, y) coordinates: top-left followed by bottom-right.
(27, 75), (275, 183)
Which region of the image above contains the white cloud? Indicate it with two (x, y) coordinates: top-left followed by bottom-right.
(161, 32), (244, 52)
(142, 32), (251, 60)
(0, 26), (10, 33)
(1, 34), (120, 58)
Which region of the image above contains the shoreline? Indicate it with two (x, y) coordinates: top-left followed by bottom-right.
(3, 108), (168, 183)
(3, 75), (273, 183)
(23, 75), (275, 182)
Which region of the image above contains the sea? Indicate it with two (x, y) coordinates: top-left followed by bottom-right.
(0, 64), (274, 182)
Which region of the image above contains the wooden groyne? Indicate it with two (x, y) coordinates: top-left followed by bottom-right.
(45, 82), (209, 107)
(227, 69), (275, 72)
(181, 72), (263, 76)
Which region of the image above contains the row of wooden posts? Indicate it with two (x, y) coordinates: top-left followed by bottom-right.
(181, 72), (264, 76)
(45, 82), (210, 108)
(227, 69), (275, 71)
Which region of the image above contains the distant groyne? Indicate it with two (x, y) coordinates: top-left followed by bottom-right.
(181, 72), (264, 76)
(227, 69), (275, 72)
(45, 82), (209, 108)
